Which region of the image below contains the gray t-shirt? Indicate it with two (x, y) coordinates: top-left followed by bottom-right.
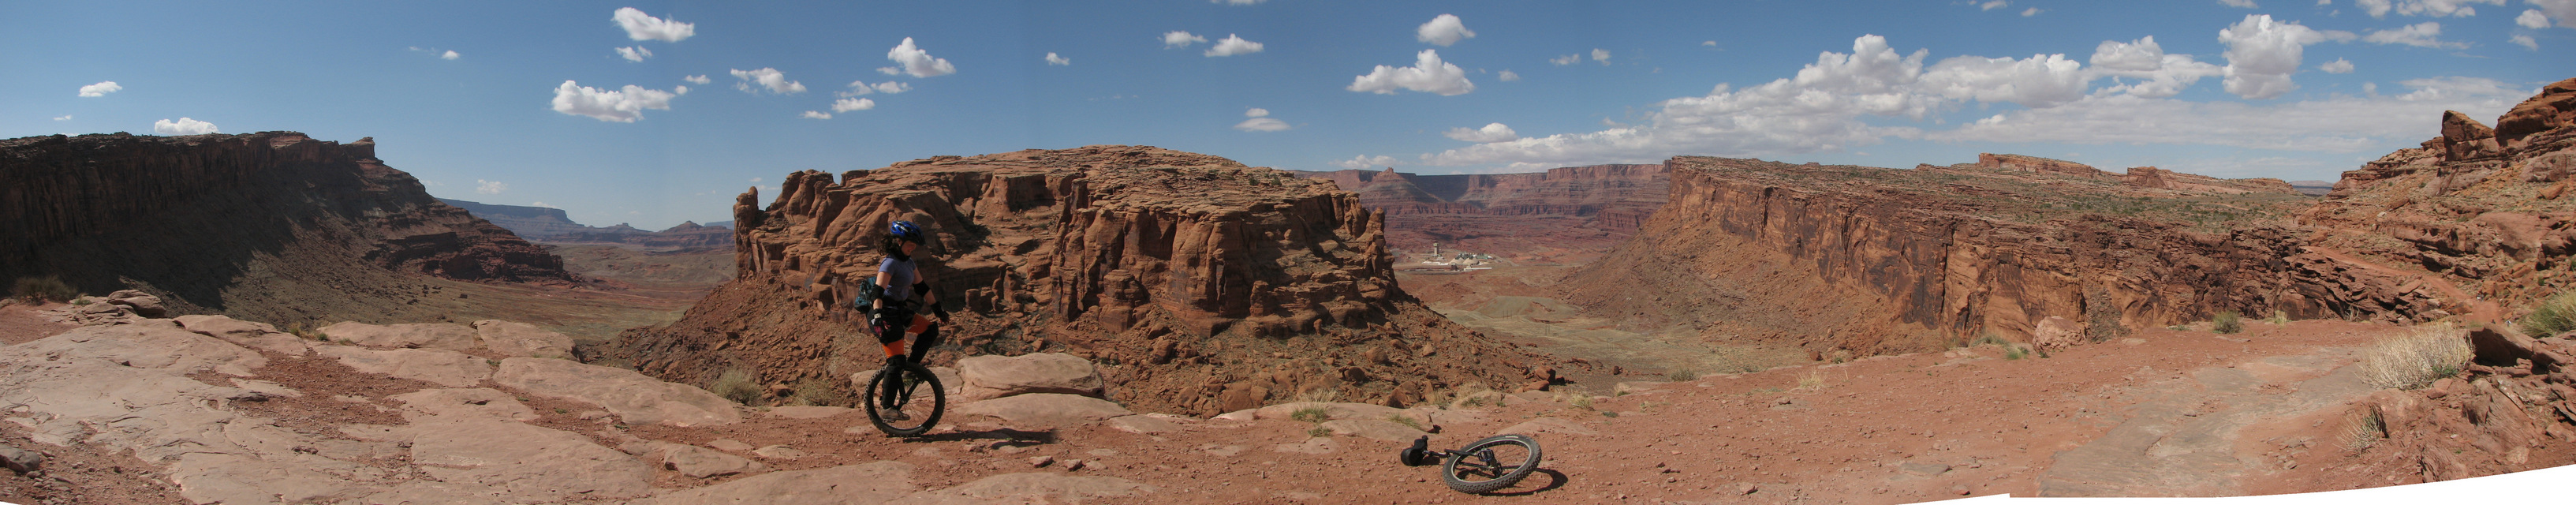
(876, 256), (919, 302)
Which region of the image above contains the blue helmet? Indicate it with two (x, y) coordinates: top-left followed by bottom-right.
(889, 220), (924, 241)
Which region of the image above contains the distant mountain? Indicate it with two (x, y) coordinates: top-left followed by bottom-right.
(442, 199), (730, 248)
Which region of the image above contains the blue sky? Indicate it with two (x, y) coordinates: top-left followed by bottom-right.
(7, 1), (2571, 228)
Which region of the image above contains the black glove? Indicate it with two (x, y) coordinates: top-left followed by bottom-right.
(931, 303), (952, 321)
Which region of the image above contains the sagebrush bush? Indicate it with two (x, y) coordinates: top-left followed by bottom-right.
(2358, 326), (2473, 390)
(10, 276), (77, 303)
(790, 376), (849, 407)
(2212, 311), (2244, 335)
(710, 368), (762, 405)
(2519, 291), (2576, 338)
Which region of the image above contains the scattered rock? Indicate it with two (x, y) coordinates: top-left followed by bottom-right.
(893, 471), (1155, 503)
(1212, 409), (1258, 422)
(631, 461), (917, 505)
(2033, 316), (2085, 351)
(767, 406), (854, 419)
(955, 393), (1132, 428)
(0, 443), (42, 474)
(470, 320), (574, 358)
(1901, 462), (1953, 477)
(229, 378), (304, 398)
(175, 314), (310, 356)
(491, 357), (742, 427)
(99, 290), (166, 317)
(408, 417), (654, 501)
(1612, 381), (1667, 396)
(389, 387), (538, 422)
(1198, 444), (1248, 457)
(318, 321), (480, 351)
(315, 346), (493, 387)
(664, 444), (765, 478)
(1272, 437), (1338, 454)
(710, 439), (755, 452)
(1029, 455), (1055, 468)
(956, 353), (1107, 402)
(1318, 418), (1429, 442)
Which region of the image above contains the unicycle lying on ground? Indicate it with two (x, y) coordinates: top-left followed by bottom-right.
(861, 354), (946, 436)
(1401, 434), (1543, 493)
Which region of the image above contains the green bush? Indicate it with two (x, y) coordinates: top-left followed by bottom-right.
(2519, 291), (2576, 338)
(710, 368), (762, 406)
(1290, 406), (1331, 423)
(2212, 311), (2244, 335)
(11, 276), (77, 303)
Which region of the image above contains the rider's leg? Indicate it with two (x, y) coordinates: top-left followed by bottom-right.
(908, 324), (940, 365)
(875, 320), (908, 410)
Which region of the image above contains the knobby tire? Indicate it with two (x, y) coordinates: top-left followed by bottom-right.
(862, 360), (946, 437)
(1441, 434), (1541, 494)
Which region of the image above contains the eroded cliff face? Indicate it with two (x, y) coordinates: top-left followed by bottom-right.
(610, 146), (1544, 415)
(0, 132), (577, 324)
(1290, 164), (1668, 262)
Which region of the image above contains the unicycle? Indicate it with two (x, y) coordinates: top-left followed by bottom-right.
(1400, 434), (1543, 494)
(861, 356), (946, 436)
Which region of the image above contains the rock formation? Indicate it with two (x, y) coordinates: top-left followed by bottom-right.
(609, 146), (1544, 415)
(1288, 164), (1668, 260)
(443, 198), (732, 248)
(0, 132), (578, 325)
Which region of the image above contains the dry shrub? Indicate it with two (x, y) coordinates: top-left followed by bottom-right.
(1795, 368), (1827, 391)
(10, 276), (77, 303)
(2358, 326), (2472, 390)
(2336, 408), (2386, 451)
(2519, 291), (2576, 338)
(2212, 311), (2244, 335)
(790, 376), (850, 407)
(710, 368), (762, 406)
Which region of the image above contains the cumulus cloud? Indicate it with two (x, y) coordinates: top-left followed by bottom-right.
(801, 110), (831, 119)
(1332, 155), (1398, 169)
(1417, 14), (1475, 46)
(2024, 7), (2044, 16)
(684, 74), (711, 84)
(549, 80), (680, 122)
(152, 118), (218, 135)
(616, 46), (653, 62)
(2221, 0), (2259, 7)
(1234, 108), (1290, 132)
(1047, 52), (1071, 65)
(1981, 0), (2009, 9)
(1348, 50), (1476, 95)
(2089, 37), (2226, 98)
(475, 179), (507, 195)
(2363, 21), (2468, 48)
(1163, 31), (1208, 48)
(1591, 48), (1611, 64)
(2320, 58), (2357, 73)
(880, 38), (955, 77)
(2219, 14), (2346, 99)
(1550, 54), (1581, 65)
(730, 68), (807, 95)
(1444, 123), (1520, 143)
(77, 81), (121, 97)
(2522, 9), (2555, 28)
(613, 8), (693, 42)
(2512, 34), (2541, 49)
(1204, 34), (1265, 56)
(831, 98), (875, 112)
(2535, 0), (2576, 26)
(442, 50), (460, 60)
(1928, 77), (2525, 151)
(53, 115), (71, 121)
(843, 81), (907, 95)
(1917, 53), (2090, 108)
(1499, 69), (1521, 81)
(2357, 0), (2503, 18)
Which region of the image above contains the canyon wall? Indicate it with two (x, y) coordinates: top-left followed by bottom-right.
(444, 198), (732, 248)
(1290, 164), (1667, 261)
(0, 132), (577, 324)
(610, 146), (1546, 415)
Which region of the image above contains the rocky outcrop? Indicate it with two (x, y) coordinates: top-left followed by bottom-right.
(2124, 166), (2298, 194)
(0, 132), (577, 326)
(443, 199), (734, 248)
(610, 146), (1542, 415)
(1978, 153), (2119, 181)
(1289, 164), (1669, 261)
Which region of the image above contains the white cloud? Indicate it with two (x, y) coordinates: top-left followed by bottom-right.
(2357, 0), (2508, 17)
(2363, 21), (2467, 48)
(2536, 0), (2576, 26)
(2320, 58), (2357, 73)
(612, 7), (694, 42)
(1245, 107), (1270, 118)
(1981, 0), (2009, 10)
(2220, 0), (2260, 7)
(77, 81), (121, 97)
(729, 68), (807, 95)
(1927, 77), (2525, 151)
(549, 80), (680, 122)
(801, 110), (831, 119)
(2522, 9), (2556, 27)
(2219, 14), (2343, 99)
(1499, 69), (1521, 81)
(1917, 53), (2091, 108)
(1550, 54), (1581, 65)
(1590, 48), (1611, 65)
(1205, 34), (1264, 56)
(1347, 50), (1476, 95)
(1332, 155), (1398, 169)
(831, 98), (875, 112)
(616, 46), (653, 62)
(530, 201), (551, 208)
(2512, 34), (2541, 49)
(2023, 7), (2044, 16)
(1162, 31), (1208, 48)
(151, 118), (218, 135)
(882, 38), (956, 77)
(1235, 118), (1290, 132)
(1046, 52), (1071, 65)
(1444, 123), (1521, 143)
(684, 74), (711, 84)
(1417, 14), (1475, 47)
(52, 115), (71, 121)
(476, 180), (507, 195)
(2089, 36), (2225, 98)
(441, 50), (460, 60)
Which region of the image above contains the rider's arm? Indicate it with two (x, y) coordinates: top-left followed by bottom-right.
(872, 271), (891, 310)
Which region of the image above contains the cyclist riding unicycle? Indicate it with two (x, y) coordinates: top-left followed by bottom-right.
(861, 220), (950, 436)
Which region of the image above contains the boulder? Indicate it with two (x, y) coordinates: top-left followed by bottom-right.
(630, 461), (917, 505)
(389, 388), (537, 422)
(1319, 418), (1429, 442)
(2032, 316), (2085, 351)
(100, 290), (166, 317)
(887, 472), (1156, 504)
(315, 346), (493, 388)
(13, 320), (265, 376)
(663, 444), (765, 478)
(954, 394), (1132, 428)
(955, 353), (1105, 402)
(319, 321), (480, 351)
(0, 444), (42, 474)
(490, 357), (742, 427)
(471, 320), (573, 358)
(409, 417), (654, 501)
(176, 314), (311, 356)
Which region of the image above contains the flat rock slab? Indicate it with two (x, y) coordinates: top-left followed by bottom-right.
(319, 321), (480, 351)
(316, 346), (492, 388)
(766, 406), (854, 419)
(954, 394), (1131, 428)
(175, 315), (311, 356)
(390, 387), (537, 422)
(166, 452), (372, 505)
(889, 472), (1156, 504)
(409, 418), (653, 501)
(632, 461), (917, 505)
(956, 353), (1103, 402)
(16, 319), (265, 376)
(491, 357), (742, 427)
(1320, 418), (1429, 442)
(471, 320), (573, 358)
(1105, 414), (1183, 434)
(1498, 416), (1600, 436)
(663, 444), (765, 478)
(354, 480), (517, 505)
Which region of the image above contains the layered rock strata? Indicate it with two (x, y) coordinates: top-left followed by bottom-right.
(610, 146), (1544, 415)
(0, 132), (577, 324)
(1289, 164), (1668, 260)
(443, 198), (732, 248)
